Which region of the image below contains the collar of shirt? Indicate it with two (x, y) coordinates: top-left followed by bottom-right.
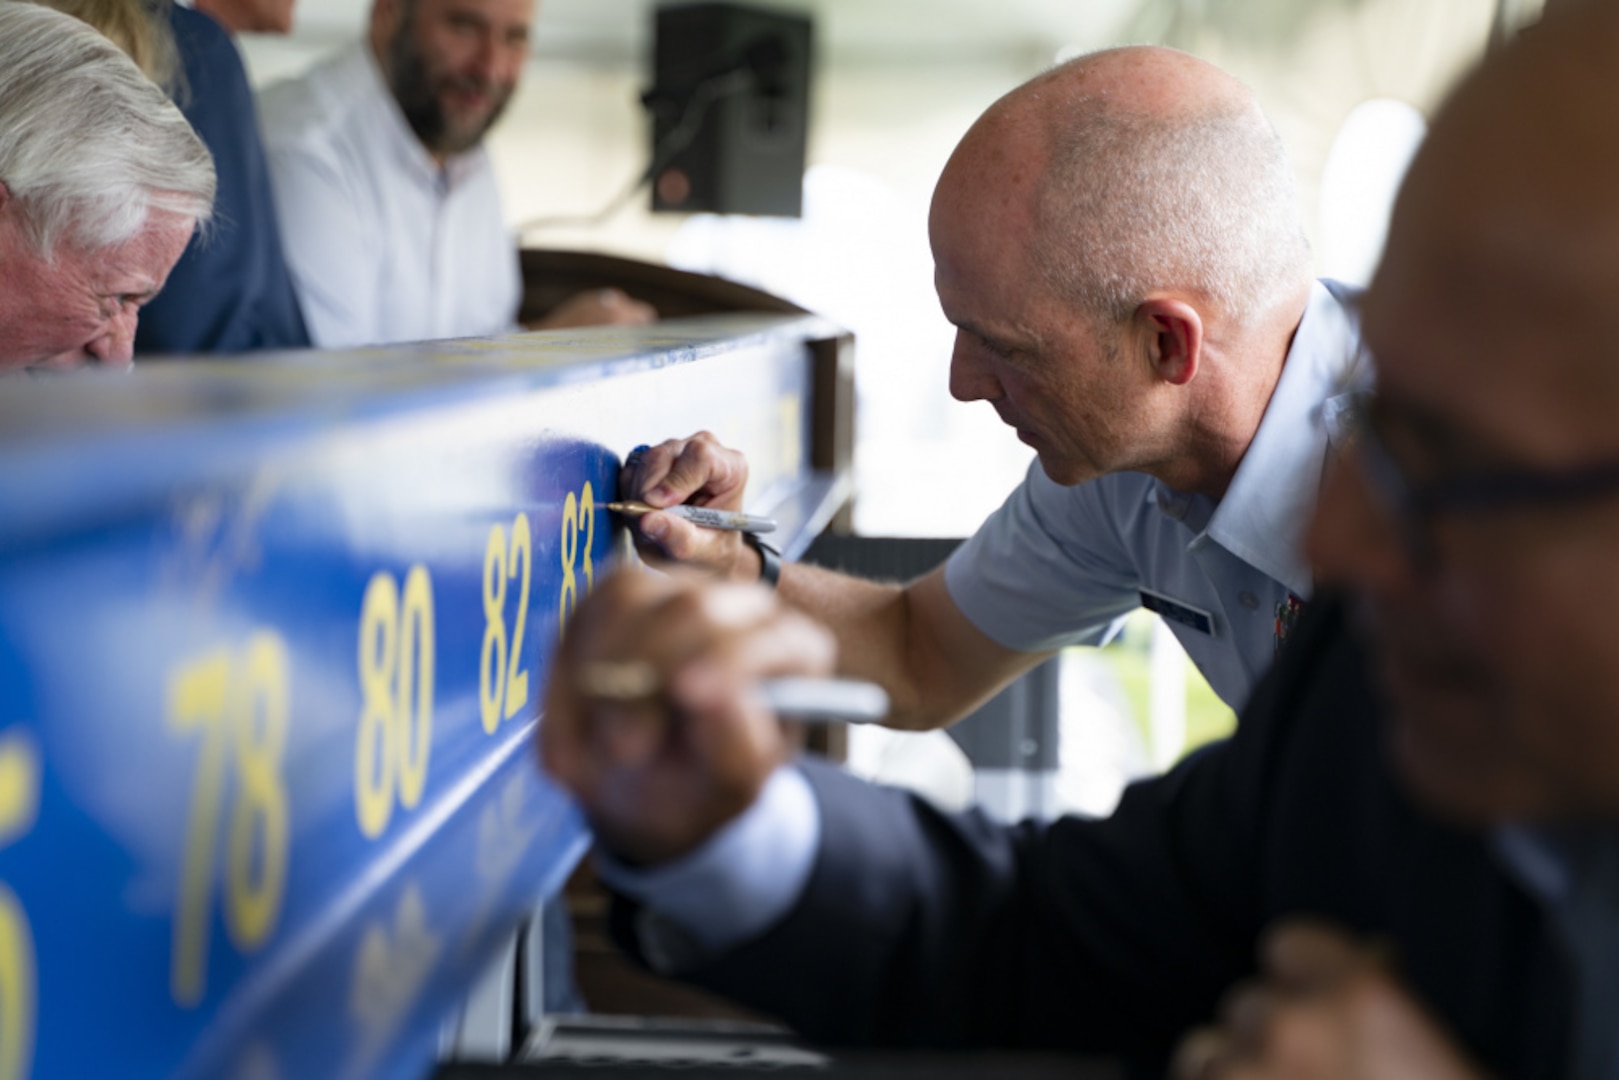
(345, 43), (489, 194)
(1153, 279), (1372, 599)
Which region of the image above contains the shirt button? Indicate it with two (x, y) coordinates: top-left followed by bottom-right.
(1238, 591), (1260, 611)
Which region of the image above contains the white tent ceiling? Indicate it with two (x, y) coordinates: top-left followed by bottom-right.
(275, 0), (1532, 74)
(286, 0), (1148, 65)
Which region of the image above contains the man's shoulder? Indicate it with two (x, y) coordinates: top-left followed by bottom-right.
(258, 47), (375, 151)
(948, 466), (1164, 593)
(167, 6), (254, 124)
(1018, 465), (1162, 530)
(169, 4), (235, 61)
(1316, 277), (1365, 306)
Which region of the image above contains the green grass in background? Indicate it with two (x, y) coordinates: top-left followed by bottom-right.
(1078, 610), (1236, 761)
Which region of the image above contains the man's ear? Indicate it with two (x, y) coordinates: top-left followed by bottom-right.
(369, 0), (403, 58)
(0, 181), (11, 213)
(1137, 297), (1203, 387)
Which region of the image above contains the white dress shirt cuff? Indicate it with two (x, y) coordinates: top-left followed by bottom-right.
(594, 764), (821, 967)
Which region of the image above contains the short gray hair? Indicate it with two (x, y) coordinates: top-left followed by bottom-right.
(1034, 72), (1311, 326)
(0, 1), (213, 257)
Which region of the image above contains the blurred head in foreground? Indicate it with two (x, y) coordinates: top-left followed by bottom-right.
(1309, 2), (1619, 823)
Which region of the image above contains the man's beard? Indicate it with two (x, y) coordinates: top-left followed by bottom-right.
(387, 30), (511, 158)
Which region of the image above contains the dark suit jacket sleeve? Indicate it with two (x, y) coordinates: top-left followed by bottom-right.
(607, 620), (1356, 1056)
(609, 600), (1571, 1074)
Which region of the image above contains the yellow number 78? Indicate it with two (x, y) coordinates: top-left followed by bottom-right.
(168, 633), (290, 1007)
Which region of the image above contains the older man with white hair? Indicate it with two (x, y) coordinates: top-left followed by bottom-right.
(0, 1), (215, 370)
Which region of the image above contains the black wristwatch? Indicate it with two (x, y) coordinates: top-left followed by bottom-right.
(743, 532), (781, 588)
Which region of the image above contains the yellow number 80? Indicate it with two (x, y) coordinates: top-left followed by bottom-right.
(355, 567), (435, 840)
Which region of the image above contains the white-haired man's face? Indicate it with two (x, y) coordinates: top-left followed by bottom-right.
(0, 195), (192, 371)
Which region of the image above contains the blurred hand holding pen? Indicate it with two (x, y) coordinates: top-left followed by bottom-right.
(577, 660), (887, 724)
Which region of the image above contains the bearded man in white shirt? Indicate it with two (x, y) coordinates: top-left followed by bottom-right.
(260, 0), (652, 349)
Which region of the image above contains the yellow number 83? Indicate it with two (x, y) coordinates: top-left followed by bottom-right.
(559, 482), (596, 634)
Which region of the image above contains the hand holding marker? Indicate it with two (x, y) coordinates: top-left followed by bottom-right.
(602, 446), (888, 724)
(613, 444), (775, 536)
(605, 500), (776, 535)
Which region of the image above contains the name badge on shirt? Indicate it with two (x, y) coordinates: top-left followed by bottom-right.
(1139, 588), (1217, 637)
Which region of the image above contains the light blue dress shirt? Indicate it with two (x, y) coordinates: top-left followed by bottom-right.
(597, 766), (822, 968)
(602, 282), (1373, 959)
(945, 279), (1371, 712)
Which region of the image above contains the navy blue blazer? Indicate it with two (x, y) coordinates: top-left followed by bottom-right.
(614, 599), (1572, 1075)
(135, 7), (308, 355)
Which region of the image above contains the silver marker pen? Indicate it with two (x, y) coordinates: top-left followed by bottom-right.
(606, 501), (777, 535)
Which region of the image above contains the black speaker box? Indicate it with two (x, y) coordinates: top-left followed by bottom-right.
(648, 2), (812, 218)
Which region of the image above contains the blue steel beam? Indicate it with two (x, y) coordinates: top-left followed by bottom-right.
(0, 314), (849, 1080)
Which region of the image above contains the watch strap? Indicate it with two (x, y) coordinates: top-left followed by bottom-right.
(743, 532), (781, 588)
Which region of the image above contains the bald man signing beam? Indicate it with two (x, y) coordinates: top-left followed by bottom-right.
(622, 46), (1368, 729)
(546, 5), (1619, 1070)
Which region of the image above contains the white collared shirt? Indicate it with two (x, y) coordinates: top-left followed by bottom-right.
(257, 44), (521, 348)
(944, 280), (1372, 712)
